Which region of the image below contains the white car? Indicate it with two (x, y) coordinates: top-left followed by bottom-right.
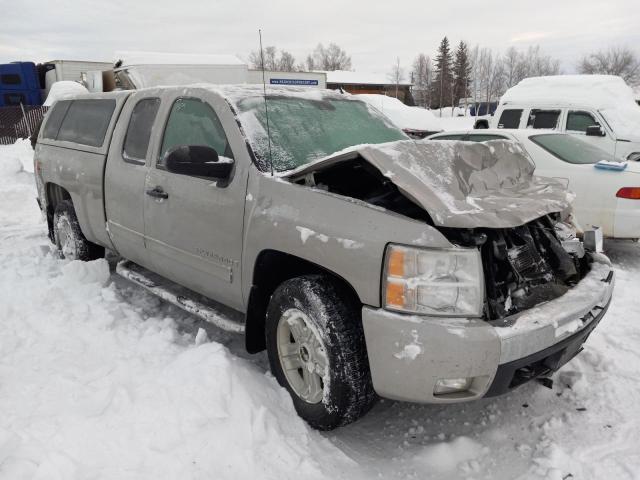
(355, 94), (442, 139)
(427, 129), (640, 239)
(475, 75), (640, 162)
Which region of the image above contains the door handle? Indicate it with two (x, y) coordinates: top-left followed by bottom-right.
(146, 186), (169, 199)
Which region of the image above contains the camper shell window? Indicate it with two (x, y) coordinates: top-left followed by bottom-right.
(55, 99), (116, 147)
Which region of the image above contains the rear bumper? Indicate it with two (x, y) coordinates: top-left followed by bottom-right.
(361, 257), (615, 404)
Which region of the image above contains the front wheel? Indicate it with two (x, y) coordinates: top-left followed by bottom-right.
(53, 200), (104, 261)
(265, 275), (376, 430)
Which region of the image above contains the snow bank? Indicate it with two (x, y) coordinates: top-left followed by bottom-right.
(355, 94), (442, 132)
(0, 139), (33, 174)
(0, 252), (359, 479)
(43, 81), (89, 106)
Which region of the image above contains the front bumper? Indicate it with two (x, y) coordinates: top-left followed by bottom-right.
(361, 257), (615, 404)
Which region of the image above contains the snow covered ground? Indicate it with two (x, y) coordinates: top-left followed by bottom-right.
(2, 140), (640, 479)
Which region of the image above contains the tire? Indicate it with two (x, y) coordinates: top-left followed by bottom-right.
(265, 275), (377, 430)
(53, 200), (104, 261)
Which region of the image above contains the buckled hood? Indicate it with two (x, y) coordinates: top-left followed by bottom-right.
(284, 139), (573, 229)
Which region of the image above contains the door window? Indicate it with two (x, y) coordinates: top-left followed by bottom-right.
(526, 109), (561, 129)
(122, 98), (160, 163)
(566, 111), (599, 133)
(497, 109), (522, 129)
(159, 97), (233, 167)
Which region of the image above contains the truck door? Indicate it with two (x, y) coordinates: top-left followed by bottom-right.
(143, 92), (248, 311)
(104, 92), (161, 268)
(565, 110), (613, 156)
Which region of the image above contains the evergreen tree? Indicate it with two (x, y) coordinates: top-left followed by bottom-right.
(431, 36), (454, 109)
(453, 41), (472, 106)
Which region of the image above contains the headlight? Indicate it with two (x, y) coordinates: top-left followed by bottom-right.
(383, 244), (484, 317)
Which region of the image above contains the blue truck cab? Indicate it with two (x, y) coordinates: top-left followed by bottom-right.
(0, 62), (43, 107)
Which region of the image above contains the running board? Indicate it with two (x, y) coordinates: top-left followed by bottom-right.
(116, 260), (245, 334)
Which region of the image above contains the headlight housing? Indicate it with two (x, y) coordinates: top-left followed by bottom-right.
(383, 244), (485, 317)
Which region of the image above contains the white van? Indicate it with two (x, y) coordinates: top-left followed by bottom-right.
(481, 75), (640, 161)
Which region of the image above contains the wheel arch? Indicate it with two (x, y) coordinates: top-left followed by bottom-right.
(245, 249), (362, 353)
(44, 183), (72, 241)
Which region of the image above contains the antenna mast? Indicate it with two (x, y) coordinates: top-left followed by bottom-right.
(259, 29), (274, 176)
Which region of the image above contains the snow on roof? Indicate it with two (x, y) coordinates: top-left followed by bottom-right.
(501, 75), (637, 109)
(501, 75), (640, 140)
(355, 94), (442, 132)
(321, 70), (412, 86)
(43, 81), (89, 106)
(116, 51), (246, 67)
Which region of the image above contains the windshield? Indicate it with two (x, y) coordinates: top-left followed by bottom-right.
(236, 95), (408, 172)
(529, 133), (614, 164)
(599, 106), (640, 140)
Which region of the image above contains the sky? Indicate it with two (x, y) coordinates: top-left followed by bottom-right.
(2, 0), (640, 77)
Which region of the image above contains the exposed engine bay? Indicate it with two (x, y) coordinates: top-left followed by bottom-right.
(293, 156), (590, 321)
(443, 216), (590, 320)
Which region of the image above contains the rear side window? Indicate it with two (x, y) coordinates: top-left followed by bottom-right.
(42, 100), (72, 140)
(56, 99), (116, 147)
(527, 109), (561, 129)
(497, 109), (522, 129)
(123, 98), (160, 163)
(159, 97), (232, 166)
(1, 74), (21, 85)
(566, 111), (599, 132)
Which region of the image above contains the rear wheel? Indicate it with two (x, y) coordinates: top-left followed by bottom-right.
(53, 200), (104, 261)
(265, 275), (376, 430)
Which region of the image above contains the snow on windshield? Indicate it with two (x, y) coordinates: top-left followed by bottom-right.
(234, 92), (407, 172)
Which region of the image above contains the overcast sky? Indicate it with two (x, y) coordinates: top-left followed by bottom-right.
(3, 0), (639, 76)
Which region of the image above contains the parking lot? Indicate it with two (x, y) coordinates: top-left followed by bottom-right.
(1, 139), (639, 479)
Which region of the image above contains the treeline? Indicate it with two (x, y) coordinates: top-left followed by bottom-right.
(248, 43), (352, 72)
(410, 38), (560, 110)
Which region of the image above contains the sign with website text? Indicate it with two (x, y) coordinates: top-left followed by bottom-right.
(270, 78), (319, 86)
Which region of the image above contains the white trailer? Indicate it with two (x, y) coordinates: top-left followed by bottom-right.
(43, 60), (113, 95)
(113, 51), (326, 90)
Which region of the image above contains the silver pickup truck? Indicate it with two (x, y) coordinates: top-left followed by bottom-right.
(34, 85), (615, 430)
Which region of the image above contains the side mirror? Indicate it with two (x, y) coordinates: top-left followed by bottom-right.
(585, 125), (605, 137)
(164, 145), (233, 179)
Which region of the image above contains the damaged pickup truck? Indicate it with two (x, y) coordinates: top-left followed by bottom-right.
(33, 85), (615, 430)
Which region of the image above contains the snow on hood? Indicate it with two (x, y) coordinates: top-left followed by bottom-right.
(285, 139), (572, 229)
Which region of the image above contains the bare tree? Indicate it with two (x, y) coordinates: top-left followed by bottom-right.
(411, 53), (432, 108)
(306, 43), (352, 71)
(278, 51), (296, 71)
(388, 57), (405, 99)
(503, 46), (520, 88)
(248, 46), (296, 72)
(579, 46), (640, 85)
